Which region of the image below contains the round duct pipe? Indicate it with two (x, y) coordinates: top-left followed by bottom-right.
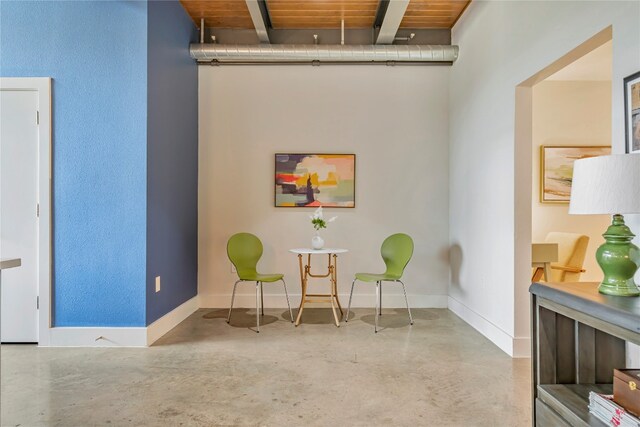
(190, 44), (459, 64)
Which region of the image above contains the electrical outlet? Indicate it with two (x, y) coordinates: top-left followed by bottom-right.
(155, 276), (161, 293)
(231, 263), (236, 274)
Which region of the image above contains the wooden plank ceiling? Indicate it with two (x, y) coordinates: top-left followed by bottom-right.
(180, 0), (471, 30)
(180, 0), (254, 29)
(268, 0), (378, 29)
(401, 0), (470, 28)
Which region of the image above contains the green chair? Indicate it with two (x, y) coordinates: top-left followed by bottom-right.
(227, 233), (293, 333)
(345, 233), (414, 333)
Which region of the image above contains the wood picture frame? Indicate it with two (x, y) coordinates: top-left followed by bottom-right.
(624, 71), (640, 154)
(540, 145), (611, 204)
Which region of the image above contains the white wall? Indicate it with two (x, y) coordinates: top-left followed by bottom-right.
(449, 0), (640, 357)
(532, 81), (611, 282)
(199, 66), (450, 309)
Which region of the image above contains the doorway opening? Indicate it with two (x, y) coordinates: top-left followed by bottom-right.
(532, 40), (612, 283)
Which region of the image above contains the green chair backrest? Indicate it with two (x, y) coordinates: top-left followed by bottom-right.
(381, 233), (414, 279)
(227, 233), (262, 280)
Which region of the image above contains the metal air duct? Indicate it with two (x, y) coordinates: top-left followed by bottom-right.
(190, 44), (459, 64)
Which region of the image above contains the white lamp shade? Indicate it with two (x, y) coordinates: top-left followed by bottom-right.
(569, 154), (640, 215)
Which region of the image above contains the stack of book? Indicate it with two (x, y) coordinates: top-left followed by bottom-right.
(589, 392), (640, 427)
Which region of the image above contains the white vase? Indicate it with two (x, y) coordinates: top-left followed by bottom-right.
(311, 232), (324, 250)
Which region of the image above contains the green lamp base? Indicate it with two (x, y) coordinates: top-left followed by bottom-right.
(597, 214), (640, 297)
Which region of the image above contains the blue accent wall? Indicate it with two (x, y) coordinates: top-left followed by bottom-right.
(146, 1), (198, 324)
(1, 1), (148, 326)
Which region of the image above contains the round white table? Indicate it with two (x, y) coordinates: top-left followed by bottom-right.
(289, 248), (348, 327)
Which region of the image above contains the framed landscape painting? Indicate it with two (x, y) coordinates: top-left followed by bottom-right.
(540, 146), (611, 203)
(275, 153), (355, 208)
(624, 71), (640, 153)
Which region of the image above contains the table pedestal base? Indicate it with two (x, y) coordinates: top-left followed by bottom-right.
(295, 253), (343, 327)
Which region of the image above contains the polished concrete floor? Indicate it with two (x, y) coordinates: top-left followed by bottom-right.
(1, 308), (531, 426)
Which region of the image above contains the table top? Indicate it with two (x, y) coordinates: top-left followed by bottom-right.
(289, 248), (348, 255)
(530, 281), (640, 335)
(0, 258), (21, 270)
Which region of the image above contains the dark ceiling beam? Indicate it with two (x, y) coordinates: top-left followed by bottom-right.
(257, 0), (272, 29)
(245, 0), (270, 44)
(373, 0), (390, 28)
(375, 0), (410, 44)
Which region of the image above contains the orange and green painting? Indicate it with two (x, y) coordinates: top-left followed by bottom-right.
(541, 146), (610, 203)
(275, 154), (355, 207)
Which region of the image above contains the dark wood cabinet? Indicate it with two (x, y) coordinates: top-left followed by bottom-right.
(530, 282), (640, 426)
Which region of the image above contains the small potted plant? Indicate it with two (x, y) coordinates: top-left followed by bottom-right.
(309, 207), (336, 250)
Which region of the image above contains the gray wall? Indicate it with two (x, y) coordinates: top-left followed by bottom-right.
(198, 65), (450, 309)
(449, 0), (640, 356)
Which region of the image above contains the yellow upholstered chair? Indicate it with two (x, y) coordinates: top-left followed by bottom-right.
(544, 232), (589, 282)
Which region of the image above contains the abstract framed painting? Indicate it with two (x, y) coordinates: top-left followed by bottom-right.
(540, 145), (611, 203)
(624, 71), (640, 153)
(275, 153), (355, 208)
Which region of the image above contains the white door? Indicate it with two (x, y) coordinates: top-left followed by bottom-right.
(0, 89), (39, 342)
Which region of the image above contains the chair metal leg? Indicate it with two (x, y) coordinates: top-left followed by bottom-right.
(398, 280), (413, 325)
(260, 281), (264, 316)
(282, 279), (294, 323)
(256, 281), (260, 333)
(375, 281), (380, 333)
(345, 278), (356, 322)
(227, 280), (242, 323)
(379, 281), (382, 316)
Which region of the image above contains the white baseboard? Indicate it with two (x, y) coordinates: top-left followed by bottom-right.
(45, 327), (147, 347)
(199, 293), (448, 309)
(447, 296), (530, 358)
(41, 296), (199, 347)
(147, 296), (199, 345)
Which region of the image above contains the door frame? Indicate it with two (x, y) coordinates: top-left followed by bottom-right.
(1, 77), (52, 345)
(512, 27), (612, 354)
